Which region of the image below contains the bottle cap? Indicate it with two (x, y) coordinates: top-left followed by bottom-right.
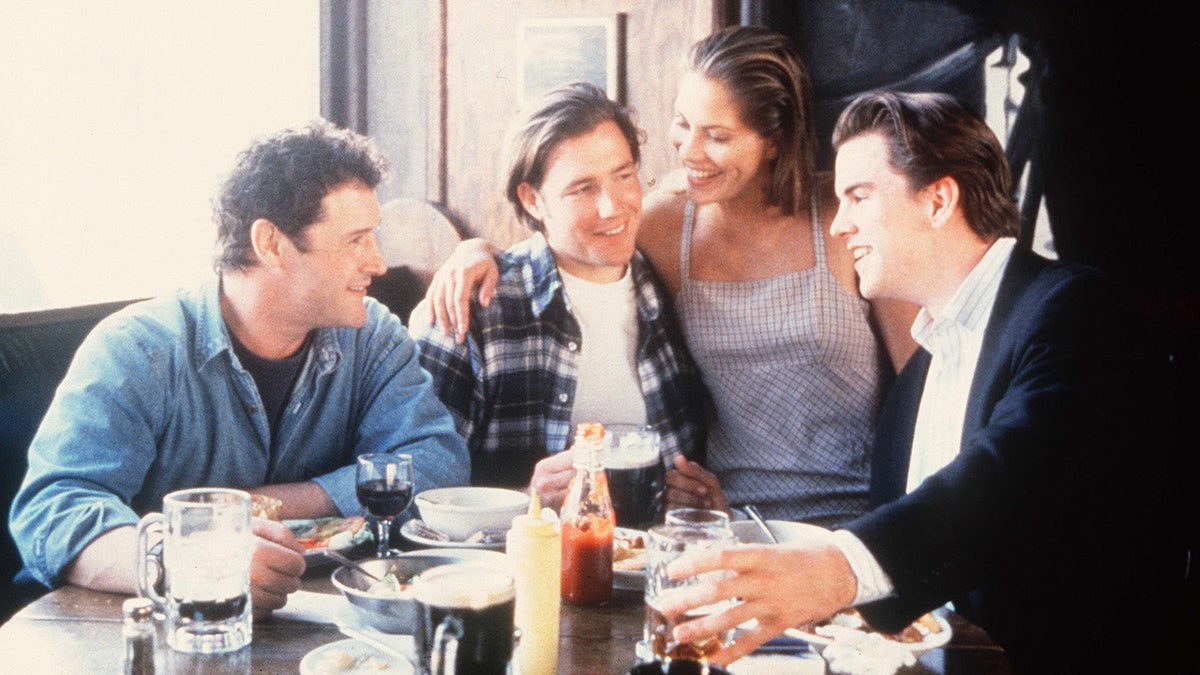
(572, 422), (607, 469)
(576, 422), (605, 444)
(123, 597), (155, 622)
(510, 491), (559, 537)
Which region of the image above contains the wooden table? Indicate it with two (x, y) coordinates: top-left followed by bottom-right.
(0, 561), (1011, 674)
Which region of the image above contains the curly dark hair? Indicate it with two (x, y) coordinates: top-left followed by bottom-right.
(213, 120), (390, 271)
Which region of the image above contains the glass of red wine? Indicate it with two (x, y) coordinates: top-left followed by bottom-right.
(356, 453), (415, 558)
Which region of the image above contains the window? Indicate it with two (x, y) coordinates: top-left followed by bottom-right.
(0, 1), (319, 312)
(982, 41), (1054, 260)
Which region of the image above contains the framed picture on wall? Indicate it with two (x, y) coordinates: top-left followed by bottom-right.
(517, 16), (623, 106)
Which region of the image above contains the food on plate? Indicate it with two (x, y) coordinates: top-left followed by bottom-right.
(309, 648), (393, 672)
(821, 629), (916, 674)
(289, 516), (368, 551)
(805, 609), (943, 644)
(251, 494), (283, 521)
(366, 571), (413, 598)
(613, 530), (647, 571)
(889, 613), (943, 644)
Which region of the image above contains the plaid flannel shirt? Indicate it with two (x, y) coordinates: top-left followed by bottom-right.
(411, 232), (708, 488)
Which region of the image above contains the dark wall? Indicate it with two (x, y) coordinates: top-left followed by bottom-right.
(765, 1), (1000, 171)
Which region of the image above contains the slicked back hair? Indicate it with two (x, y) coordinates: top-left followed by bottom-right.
(832, 91), (1019, 240)
(687, 26), (817, 216)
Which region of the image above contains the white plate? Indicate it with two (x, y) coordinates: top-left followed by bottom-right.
(399, 519), (505, 550)
(730, 519), (828, 545)
(784, 611), (952, 653)
(729, 652), (826, 675)
(613, 527), (648, 591)
(299, 637), (413, 675)
(284, 518), (373, 561)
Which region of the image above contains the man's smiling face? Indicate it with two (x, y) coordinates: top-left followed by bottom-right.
(519, 119), (642, 284)
(830, 132), (932, 305)
(281, 180), (386, 330)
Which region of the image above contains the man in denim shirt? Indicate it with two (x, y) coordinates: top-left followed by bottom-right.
(9, 122), (468, 618)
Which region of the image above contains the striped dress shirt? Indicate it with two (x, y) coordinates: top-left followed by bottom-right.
(837, 237), (1017, 603)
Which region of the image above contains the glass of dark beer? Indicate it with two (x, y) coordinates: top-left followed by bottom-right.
(604, 424), (664, 530)
(413, 564), (516, 675)
(643, 524), (736, 665)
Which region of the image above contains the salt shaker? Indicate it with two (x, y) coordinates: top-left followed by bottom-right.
(122, 597), (157, 675)
(506, 491), (561, 675)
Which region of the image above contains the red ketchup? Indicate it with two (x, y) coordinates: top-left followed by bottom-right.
(561, 514), (614, 604)
(559, 422), (616, 605)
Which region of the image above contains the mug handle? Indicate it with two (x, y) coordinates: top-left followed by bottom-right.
(431, 615), (463, 675)
(135, 512), (166, 610)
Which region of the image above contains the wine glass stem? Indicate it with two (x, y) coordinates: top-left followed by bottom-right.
(376, 517), (391, 557)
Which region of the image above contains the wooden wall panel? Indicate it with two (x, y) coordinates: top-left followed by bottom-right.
(442, 1), (717, 246)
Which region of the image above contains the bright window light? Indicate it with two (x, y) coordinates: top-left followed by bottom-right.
(0, 1), (320, 312)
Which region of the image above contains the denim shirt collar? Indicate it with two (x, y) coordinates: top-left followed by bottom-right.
(517, 232), (661, 324)
(197, 276), (343, 374)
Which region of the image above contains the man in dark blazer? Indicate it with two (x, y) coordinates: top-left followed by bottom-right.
(657, 92), (1186, 673)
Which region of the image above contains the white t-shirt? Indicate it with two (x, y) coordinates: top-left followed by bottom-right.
(558, 265), (647, 428)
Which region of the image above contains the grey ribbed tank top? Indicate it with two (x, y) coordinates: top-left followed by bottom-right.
(676, 197), (882, 527)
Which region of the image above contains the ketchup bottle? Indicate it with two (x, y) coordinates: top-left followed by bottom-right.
(559, 422), (615, 605)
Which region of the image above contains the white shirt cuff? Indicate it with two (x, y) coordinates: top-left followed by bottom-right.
(831, 529), (895, 605)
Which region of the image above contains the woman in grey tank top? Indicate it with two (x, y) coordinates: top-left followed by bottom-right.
(423, 27), (917, 528)
(637, 27), (917, 527)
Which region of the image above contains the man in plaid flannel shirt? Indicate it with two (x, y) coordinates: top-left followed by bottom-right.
(410, 83), (707, 507)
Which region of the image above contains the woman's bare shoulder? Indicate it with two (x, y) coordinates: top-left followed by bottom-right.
(638, 185), (688, 295)
(642, 185), (687, 227)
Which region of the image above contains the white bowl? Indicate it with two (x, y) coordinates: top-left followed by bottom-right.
(731, 519), (828, 544)
(414, 487), (530, 541)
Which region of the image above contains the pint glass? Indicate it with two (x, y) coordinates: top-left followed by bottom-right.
(644, 523), (736, 664)
(604, 424), (664, 529)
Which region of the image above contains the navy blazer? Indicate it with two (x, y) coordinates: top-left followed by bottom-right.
(846, 247), (1185, 673)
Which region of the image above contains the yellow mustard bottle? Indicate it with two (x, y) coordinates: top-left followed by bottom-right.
(506, 491), (561, 675)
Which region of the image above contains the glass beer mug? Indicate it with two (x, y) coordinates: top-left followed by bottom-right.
(136, 488), (254, 653)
